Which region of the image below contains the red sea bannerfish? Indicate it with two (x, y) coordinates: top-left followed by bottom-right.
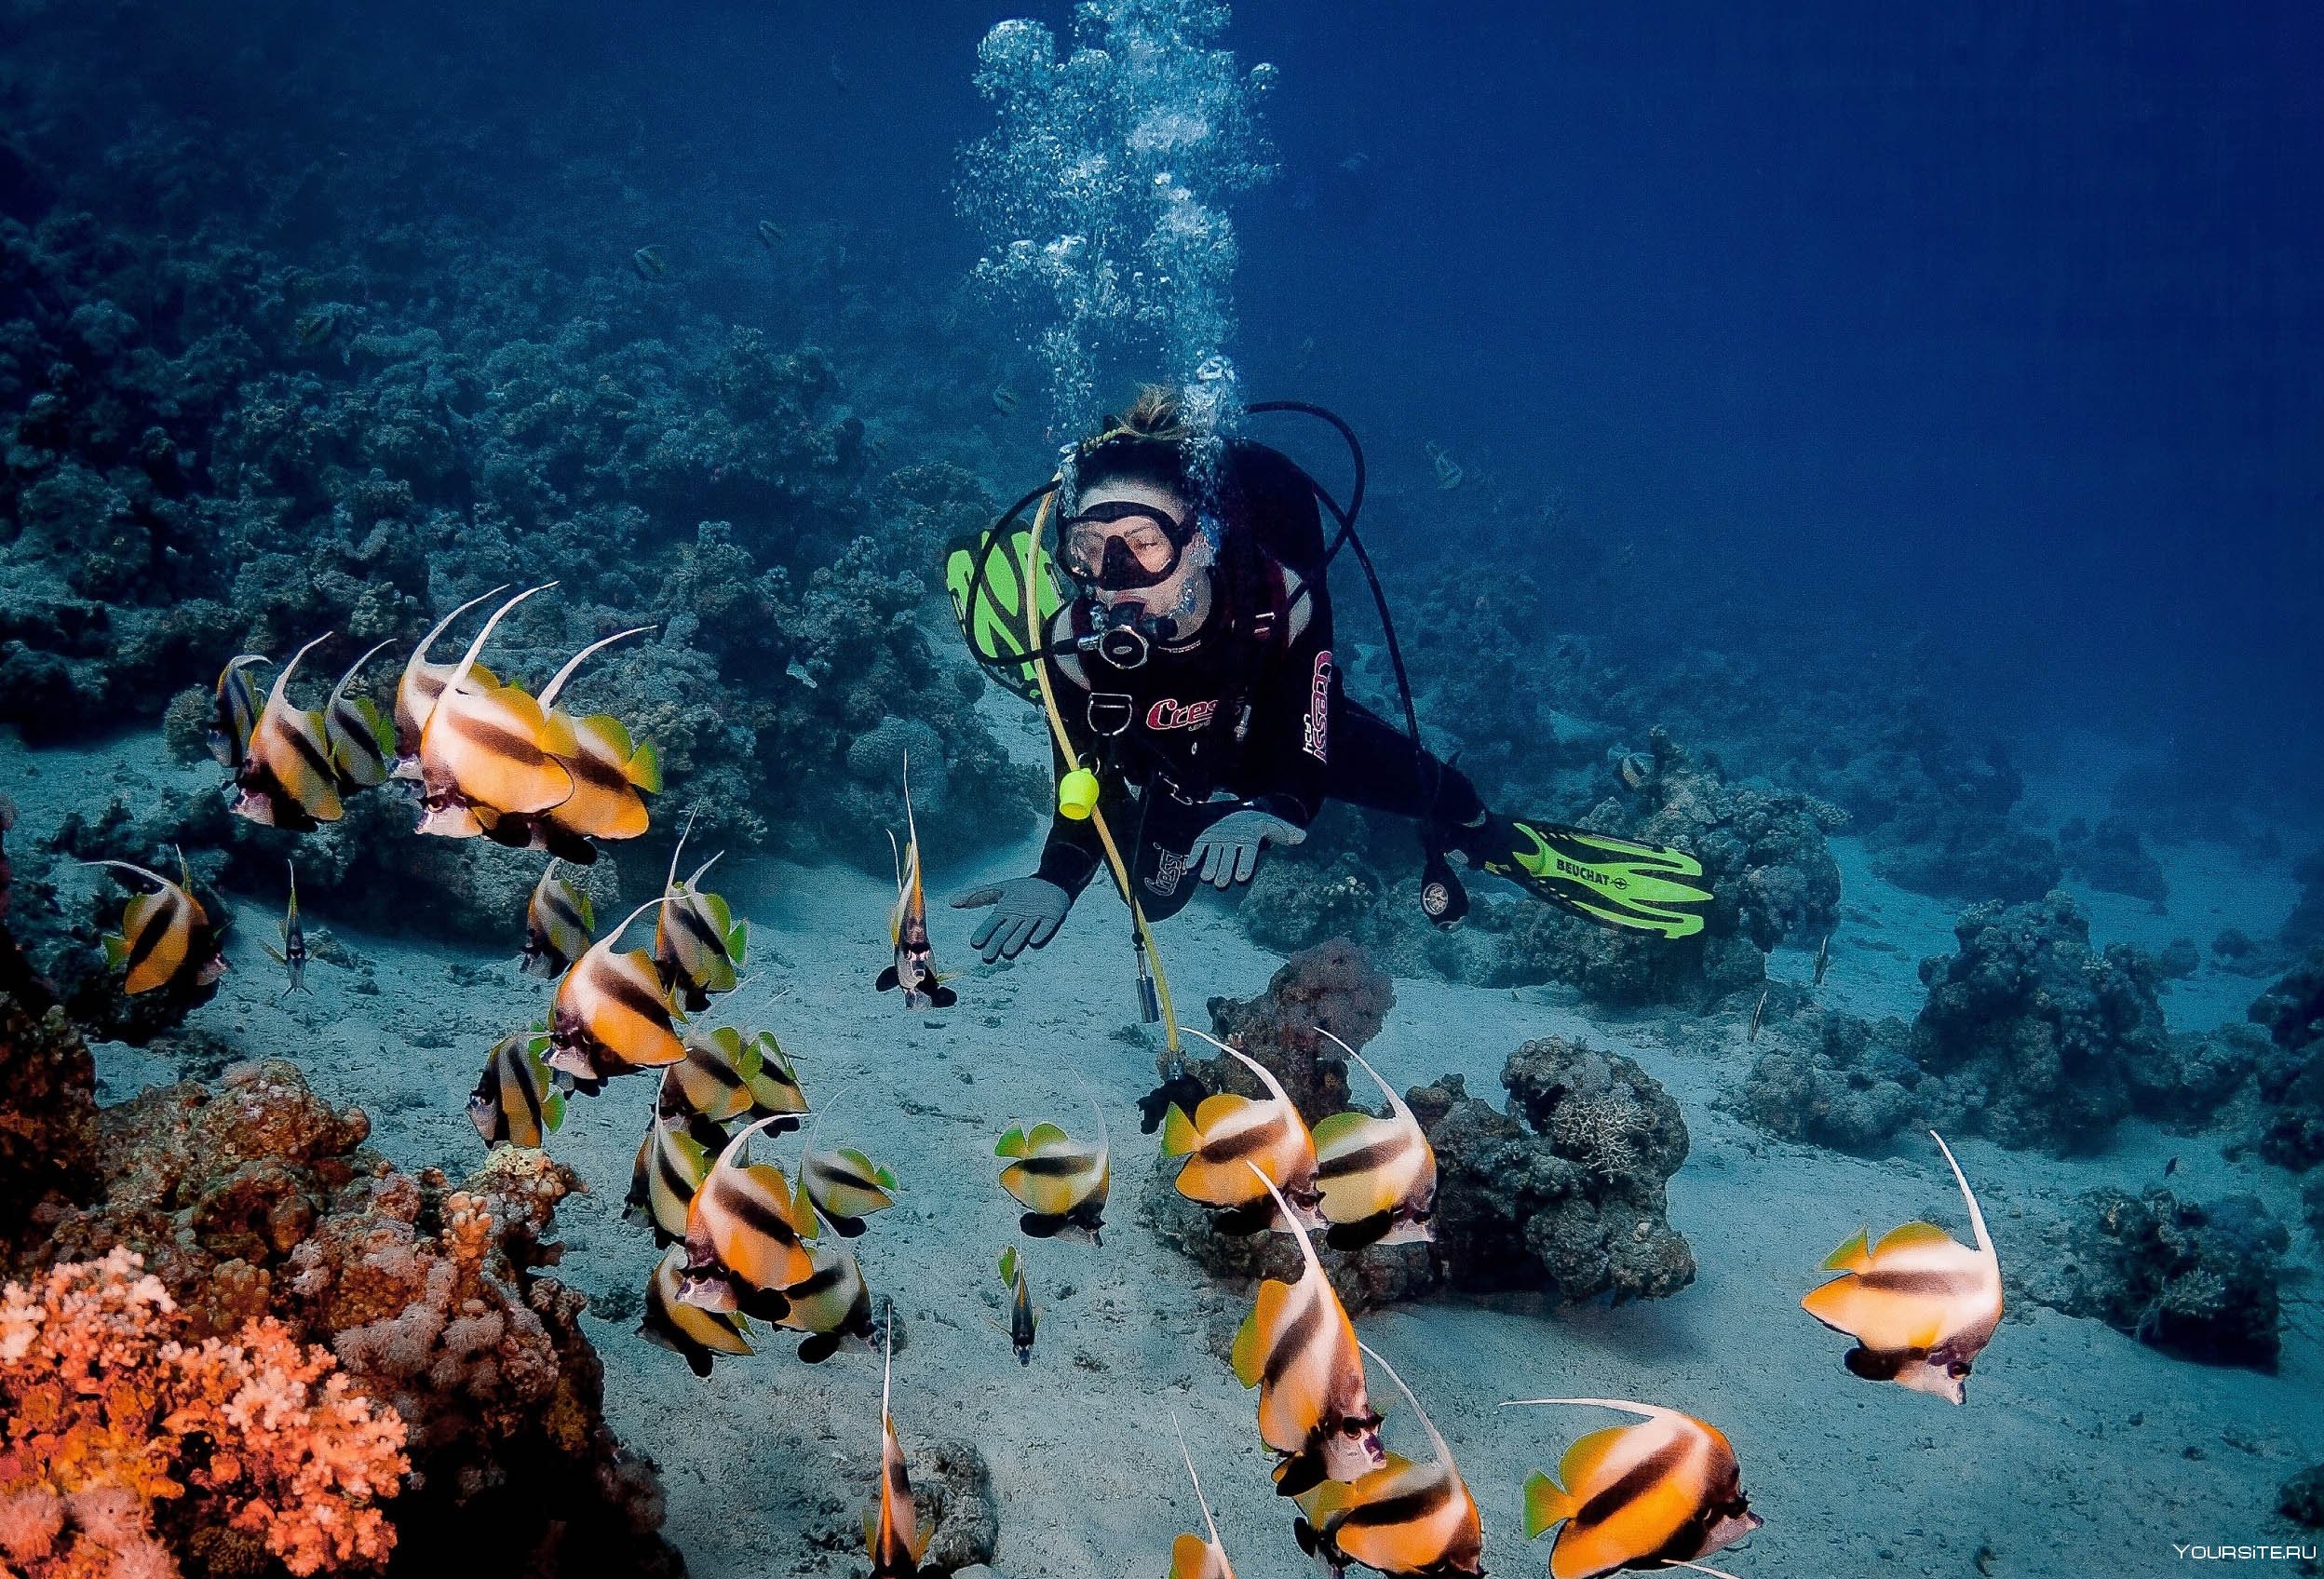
(1232, 1165), (1385, 1496)
(1800, 1129), (2003, 1404)
(321, 639), (398, 790)
(392, 585), (512, 768)
(1506, 1397), (1761, 1579)
(1162, 1030), (1321, 1232)
(655, 816), (746, 1012)
(866, 1308), (931, 1579)
(640, 1243), (752, 1378)
(413, 584), (574, 839)
(472, 623), (659, 864)
(83, 849), (225, 995)
(1297, 1343), (1484, 1579)
(1311, 1029), (1437, 1250)
(207, 653), (270, 771)
(231, 632), (345, 830)
(875, 754), (954, 1009)
(994, 1096), (1109, 1243)
(679, 1113), (818, 1318)
(1167, 1418), (1238, 1579)
(547, 896), (686, 1089)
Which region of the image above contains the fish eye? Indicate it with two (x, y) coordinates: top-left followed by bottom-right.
(1948, 1361), (1972, 1377)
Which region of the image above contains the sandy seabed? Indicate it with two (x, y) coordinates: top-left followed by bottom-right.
(7, 722), (2317, 1579)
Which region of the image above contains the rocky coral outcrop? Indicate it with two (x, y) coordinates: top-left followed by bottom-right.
(2246, 948), (2324, 1171)
(1147, 948), (1693, 1312)
(2059, 815), (2169, 905)
(2024, 1188), (2288, 1370)
(1183, 938), (1395, 1123)
(11, 1056), (680, 1578)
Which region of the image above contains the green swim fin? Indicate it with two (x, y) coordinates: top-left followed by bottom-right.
(1482, 819), (1713, 939)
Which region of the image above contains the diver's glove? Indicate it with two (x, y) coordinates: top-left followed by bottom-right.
(1188, 807), (1305, 888)
(953, 875), (1073, 962)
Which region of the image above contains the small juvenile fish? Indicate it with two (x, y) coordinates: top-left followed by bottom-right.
(468, 1031), (564, 1150)
(84, 849), (226, 996)
(633, 245), (668, 280)
(208, 653), (271, 770)
(994, 1099), (1108, 1243)
(1233, 1165), (1385, 1496)
(877, 755), (956, 1009)
(866, 1304), (931, 1579)
(547, 897), (685, 1089)
(640, 1243), (751, 1378)
(1161, 1032), (1320, 1232)
(992, 385), (1020, 415)
(1615, 750), (1652, 792)
(757, 219), (787, 249)
(1801, 1129), (2003, 1405)
(655, 816), (746, 1012)
(999, 1245), (1035, 1366)
(521, 860), (595, 978)
(1425, 441), (1465, 491)
(1296, 1344), (1483, 1579)
(1310, 1031), (1436, 1250)
(680, 1114), (817, 1319)
(2162, 1155), (2179, 1178)
(628, 1107), (727, 1246)
(261, 860), (309, 996)
(232, 632), (345, 830)
(1507, 1397), (1762, 1579)
(663, 1025), (807, 1128)
(294, 308), (338, 347)
(1748, 988), (1768, 1043)
(321, 639), (396, 790)
(1813, 932), (1832, 987)
(1167, 1417), (1238, 1579)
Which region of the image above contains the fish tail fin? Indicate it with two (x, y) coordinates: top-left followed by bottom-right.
(1158, 1103), (1199, 1158)
(1520, 1471), (1574, 1539)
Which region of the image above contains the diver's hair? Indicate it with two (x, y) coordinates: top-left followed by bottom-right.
(1074, 385), (1192, 502)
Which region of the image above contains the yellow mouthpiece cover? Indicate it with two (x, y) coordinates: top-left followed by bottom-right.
(1058, 768), (1100, 821)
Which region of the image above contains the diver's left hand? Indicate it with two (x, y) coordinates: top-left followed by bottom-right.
(1188, 808), (1304, 888)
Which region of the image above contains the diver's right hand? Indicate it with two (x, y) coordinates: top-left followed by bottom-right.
(952, 876), (1072, 963)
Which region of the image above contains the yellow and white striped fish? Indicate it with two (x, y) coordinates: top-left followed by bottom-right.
(1161, 1031), (1320, 1229)
(532, 625), (660, 852)
(520, 860), (594, 978)
(803, 1141), (898, 1237)
(547, 896), (685, 1089)
(1507, 1397), (1761, 1579)
(1311, 1030), (1437, 1250)
(640, 1243), (751, 1379)
(1801, 1129), (2002, 1404)
(627, 1107), (725, 1246)
(207, 653), (270, 770)
(866, 1307), (930, 1579)
(655, 817), (746, 1012)
(321, 639), (397, 790)
(779, 1237), (876, 1364)
(661, 1026), (807, 1127)
(392, 585), (510, 768)
(1298, 1345), (1483, 1578)
(1231, 1165), (1385, 1496)
(84, 850), (225, 996)
(414, 584), (574, 838)
(995, 1096), (1108, 1242)
(468, 1032), (563, 1150)
(680, 1114), (819, 1319)
(232, 632), (345, 830)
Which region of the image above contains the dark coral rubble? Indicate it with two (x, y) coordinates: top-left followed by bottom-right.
(2024, 1187), (2289, 1371)
(1147, 941), (1693, 1311)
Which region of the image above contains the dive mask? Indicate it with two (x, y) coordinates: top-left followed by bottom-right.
(1059, 499), (1201, 591)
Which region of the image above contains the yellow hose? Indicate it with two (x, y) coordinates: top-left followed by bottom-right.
(1023, 491), (1182, 1058)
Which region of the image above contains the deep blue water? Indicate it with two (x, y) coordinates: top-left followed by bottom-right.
(24, 0), (2324, 801)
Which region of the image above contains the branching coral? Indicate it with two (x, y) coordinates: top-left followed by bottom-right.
(0, 1248), (408, 1577)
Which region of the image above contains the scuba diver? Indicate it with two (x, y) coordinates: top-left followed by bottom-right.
(947, 386), (1714, 966)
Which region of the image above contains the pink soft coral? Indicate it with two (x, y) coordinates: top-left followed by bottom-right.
(0, 1250), (408, 1577)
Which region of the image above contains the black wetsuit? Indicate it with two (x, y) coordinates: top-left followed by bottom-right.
(1034, 461), (1486, 917)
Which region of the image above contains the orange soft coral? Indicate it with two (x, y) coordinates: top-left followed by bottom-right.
(0, 1249), (408, 1578)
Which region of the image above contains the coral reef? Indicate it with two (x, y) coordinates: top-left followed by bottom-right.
(2281, 1464), (2324, 1530)
(2028, 1188), (2288, 1370)
(0, 803), (97, 1254)
(2246, 948), (2324, 1171)
(2284, 848), (2324, 951)
(0, 1248), (407, 1577)
(2058, 815), (2169, 905)
(10, 1053), (680, 1578)
(1147, 958), (1694, 1311)
(1909, 892), (2175, 1154)
(1731, 1000), (1927, 1154)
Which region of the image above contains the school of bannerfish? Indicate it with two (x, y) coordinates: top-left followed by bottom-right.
(74, 588), (2014, 1579)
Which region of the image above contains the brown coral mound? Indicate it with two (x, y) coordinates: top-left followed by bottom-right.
(1195, 938), (1397, 1123)
(1149, 945), (1695, 1311)
(13, 1063), (680, 1579)
(0, 1248), (408, 1577)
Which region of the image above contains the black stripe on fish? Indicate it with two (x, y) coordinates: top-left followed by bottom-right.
(1317, 1133), (1411, 1179)
(1574, 1438), (1690, 1532)
(285, 715), (337, 784)
(121, 894), (182, 978)
(1858, 1268), (1979, 1297)
(1261, 1288), (1324, 1391)
(596, 960), (673, 1024)
(450, 710), (549, 764)
(1202, 1112), (1285, 1165)
(724, 1181), (805, 1248)
(563, 744), (629, 790)
(670, 897), (729, 960)
(1013, 1152), (1100, 1178)
(1337, 1475), (1455, 1530)
(541, 888), (587, 933)
(789, 1261), (847, 1300)
(815, 1156), (881, 1192)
